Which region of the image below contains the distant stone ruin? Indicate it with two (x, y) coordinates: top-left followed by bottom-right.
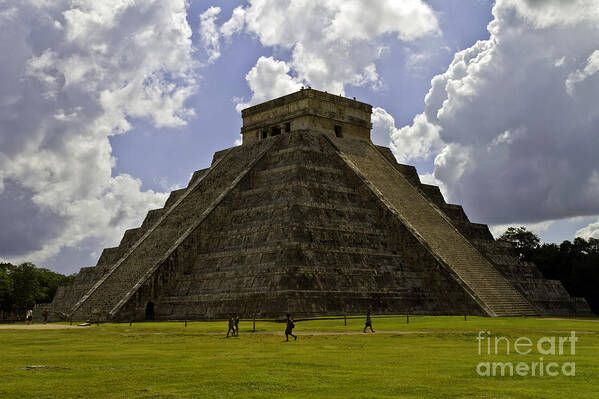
(38, 89), (591, 321)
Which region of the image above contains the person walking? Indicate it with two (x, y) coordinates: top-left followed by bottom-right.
(26, 309), (33, 325)
(42, 309), (49, 324)
(363, 311), (375, 333)
(285, 314), (297, 341)
(226, 316), (236, 338)
(234, 314), (240, 336)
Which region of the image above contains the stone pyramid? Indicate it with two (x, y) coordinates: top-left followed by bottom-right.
(42, 89), (591, 321)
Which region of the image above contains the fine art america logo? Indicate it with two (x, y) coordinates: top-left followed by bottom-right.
(476, 331), (577, 377)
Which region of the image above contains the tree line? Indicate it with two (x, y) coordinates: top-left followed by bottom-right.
(499, 227), (599, 313)
(0, 262), (75, 320)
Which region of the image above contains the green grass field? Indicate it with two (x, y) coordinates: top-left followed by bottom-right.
(2, 316), (598, 398)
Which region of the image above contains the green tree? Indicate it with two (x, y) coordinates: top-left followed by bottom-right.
(0, 264), (13, 319)
(10, 262), (42, 315)
(587, 237), (599, 255)
(36, 267), (75, 304)
(498, 228), (599, 313)
(498, 226), (540, 258)
(0, 262), (76, 318)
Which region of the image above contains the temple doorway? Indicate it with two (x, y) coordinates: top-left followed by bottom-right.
(145, 301), (155, 320)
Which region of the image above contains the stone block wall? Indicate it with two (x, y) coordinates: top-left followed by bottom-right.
(117, 132), (484, 320)
(377, 146), (591, 315)
(47, 130), (589, 321)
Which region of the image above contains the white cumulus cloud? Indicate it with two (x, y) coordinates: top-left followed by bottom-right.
(198, 6), (222, 64)
(566, 50), (599, 95)
(576, 219), (599, 240)
(235, 56), (303, 111)
(0, 0), (197, 272)
(372, 108), (442, 163)
(208, 0), (439, 108)
(394, 0), (599, 226)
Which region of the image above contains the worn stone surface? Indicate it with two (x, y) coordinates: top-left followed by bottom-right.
(42, 90), (591, 322)
(241, 88), (372, 144)
(375, 145), (591, 316)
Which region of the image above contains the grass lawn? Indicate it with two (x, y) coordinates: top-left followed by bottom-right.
(1, 316), (598, 398)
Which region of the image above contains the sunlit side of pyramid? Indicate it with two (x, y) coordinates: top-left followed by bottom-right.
(39, 89), (591, 321)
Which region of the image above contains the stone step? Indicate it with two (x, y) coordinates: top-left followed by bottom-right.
(228, 202), (380, 228)
(236, 185), (363, 211)
(209, 223), (386, 240)
(329, 136), (536, 316)
(230, 202), (376, 217)
(140, 208), (166, 230)
(70, 140), (273, 320)
(193, 243), (407, 262)
(270, 145), (325, 157)
(119, 227), (143, 249)
(175, 268), (415, 295)
(189, 246), (407, 275)
(187, 168), (210, 188)
(418, 184), (446, 207)
(451, 221), (495, 241)
(241, 182), (358, 196)
(251, 164), (346, 187)
(164, 189), (186, 209)
(441, 204), (470, 223)
(161, 288), (416, 302)
(264, 146), (344, 170)
(96, 247), (120, 267)
(205, 223), (388, 252)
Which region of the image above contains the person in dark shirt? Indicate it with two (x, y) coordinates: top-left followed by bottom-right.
(285, 314), (297, 341)
(234, 314), (240, 336)
(363, 311), (375, 333)
(227, 316), (236, 338)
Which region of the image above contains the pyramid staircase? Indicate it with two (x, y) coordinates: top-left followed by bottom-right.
(45, 130), (591, 321)
(324, 135), (536, 316)
(69, 140), (273, 321)
(151, 132), (438, 318)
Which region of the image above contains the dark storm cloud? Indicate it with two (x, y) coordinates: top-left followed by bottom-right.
(0, 1), (192, 266)
(391, 0), (599, 227)
(0, 180), (65, 256)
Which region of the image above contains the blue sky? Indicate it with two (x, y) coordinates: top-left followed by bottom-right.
(112, 0), (495, 201)
(1, 0), (598, 274)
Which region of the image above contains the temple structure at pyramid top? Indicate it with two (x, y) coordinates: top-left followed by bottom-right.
(241, 88), (372, 144)
(36, 89), (591, 322)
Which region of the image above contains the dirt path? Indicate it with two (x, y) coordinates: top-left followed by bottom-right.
(266, 330), (436, 336)
(133, 330), (441, 336)
(0, 322), (440, 334)
(539, 317), (599, 323)
(0, 324), (89, 330)
(0, 324), (438, 334)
